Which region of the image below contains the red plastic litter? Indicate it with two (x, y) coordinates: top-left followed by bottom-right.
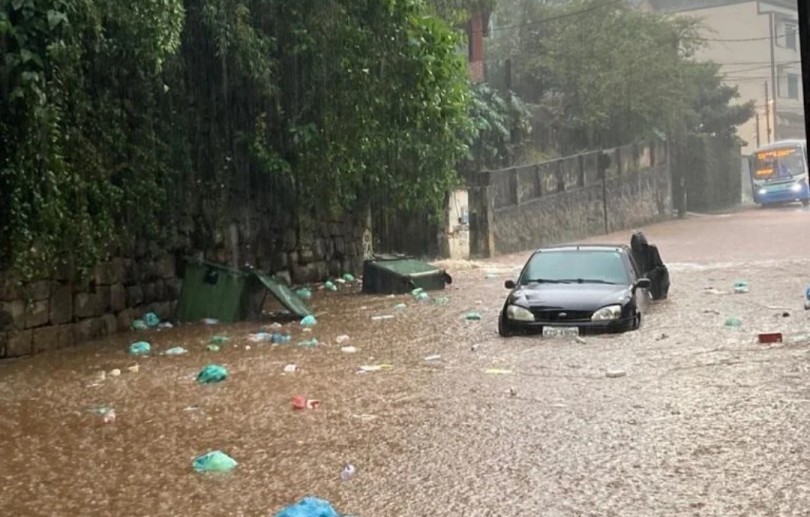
(758, 332), (783, 344)
(292, 396), (307, 410)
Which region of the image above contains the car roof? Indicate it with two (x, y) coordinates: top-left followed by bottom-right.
(533, 244), (630, 253)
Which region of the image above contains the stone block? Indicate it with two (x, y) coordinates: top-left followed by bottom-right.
(288, 251), (298, 268)
(97, 286), (111, 313)
(74, 293), (101, 319)
(1, 277), (21, 301)
(123, 259), (136, 285)
(165, 279), (183, 300)
(100, 314), (118, 336)
(314, 261), (329, 281)
(169, 300), (178, 318)
(117, 309), (136, 331)
(49, 283), (73, 325)
(312, 239), (326, 261)
(275, 270), (292, 287)
(109, 258), (125, 284)
(1, 300), (25, 331)
(0, 331), (6, 358)
(143, 283), (157, 304)
(334, 237), (346, 258)
(327, 261), (341, 278)
(33, 326), (61, 354)
(283, 228), (297, 251)
(154, 301), (172, 321)
(94, 262), (116, 286)
(25, 300), (49, 329)
(291, 263), (317, 284)
(126, 285), (144, 307)
(56, 324), (75, 348)
(110, 284), (126, 312)
(298, 247), (315, 265)
(24, 281), (51, 301)
(156, 254), (176, 279)
(74, 317), (103, 343)
(7, 330), (33, 357)
(273, 252), (288, 271)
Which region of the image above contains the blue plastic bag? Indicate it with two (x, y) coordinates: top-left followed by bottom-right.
(197, 364), (229, 384)
(324, 281), (338, 292)
(164, 346), (187, 356)
(144, 312), (160, 328)
(300, 315), (317, 327)
(129, 341), (151, 355)
(342, 273), (355, 282)
(296, 288), (312, 300)
(274, 497), (339, 517)
(192, 450), (237, 473)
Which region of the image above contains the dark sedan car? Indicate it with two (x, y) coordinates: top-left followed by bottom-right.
(498, 244), (651, 337)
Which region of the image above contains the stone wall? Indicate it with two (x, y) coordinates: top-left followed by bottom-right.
(469, 140), (672, 257)
(0, 212), (368, 359)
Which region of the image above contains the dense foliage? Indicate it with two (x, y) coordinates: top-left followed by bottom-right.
(488, 0), (754, 153)
(0, 0), (473, 278)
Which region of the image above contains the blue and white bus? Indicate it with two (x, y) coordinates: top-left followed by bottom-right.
(749, 139), (810, 207)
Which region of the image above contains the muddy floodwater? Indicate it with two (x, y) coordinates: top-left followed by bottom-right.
(2, 207), (810, 516)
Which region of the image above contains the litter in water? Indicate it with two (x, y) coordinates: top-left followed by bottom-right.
(110, 368), (121, 377)
(424, 355), (442, 361)
(131, 319), (148, 331)
(164, 346), (188, 356)
(209, 335), (230, 345)
(358, 364), (393, 373)
(202, 318), (220, 325)
(207, 344), (220, 352)
(296, 288), (312, 300)
(298, 338), (319, 348)
(283, 364), (297, 373)
(758, 332), (783, 344)
(464, 312), (482, 321)
(144, 312), (160, 328)
(129, 341), (151, 356)
(292, 396), (320, 410)
(192, 450), (237, 473)
(371, 315), (395, 321)
(336, 335), (350, 344)
(300, 315), (317, 327)
(273, 497), (340, 517)
(197, 364), (229, 384)
(485, 368), (513, 375)
(341, 346), (358, 354)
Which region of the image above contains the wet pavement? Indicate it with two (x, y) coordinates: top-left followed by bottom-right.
(2, 205), (810, 516)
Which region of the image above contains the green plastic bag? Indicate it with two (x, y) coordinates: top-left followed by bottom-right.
(298, 338), (318, 348)
(324, 281), (338, 292)
(300, 315), (317, 327)
(193, 450), (237, 473)
(342, 273), (355, 282)
(207, 344), (220, 352)
(144, 312), (160, 328)
(164, 346), (187, 356)
(296, 288), (312, 300)
(209, 335), (230, 345)
(131, 319), (148, 331)
(129, 341), (151, 355)
(197, 364), (229, 384)
(464, 312), (482, 321)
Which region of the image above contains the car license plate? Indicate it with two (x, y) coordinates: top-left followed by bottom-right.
(542, 326), (580, 338)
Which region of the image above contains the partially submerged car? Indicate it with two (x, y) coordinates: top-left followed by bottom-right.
(498, 244), (651, 337)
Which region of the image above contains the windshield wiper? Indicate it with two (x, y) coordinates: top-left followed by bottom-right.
(558, 278), (620, 285)
(523, 278), (570, 284)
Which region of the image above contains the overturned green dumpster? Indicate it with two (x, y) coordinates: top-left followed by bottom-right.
(176, 259), (312, 323)
(362, 255), (452, 295)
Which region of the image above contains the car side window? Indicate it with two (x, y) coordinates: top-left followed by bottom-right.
(626, 252), (642, 279)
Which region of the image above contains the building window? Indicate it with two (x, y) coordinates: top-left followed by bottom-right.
(785, 24), (798, 51)
(787, 73), (799, 100)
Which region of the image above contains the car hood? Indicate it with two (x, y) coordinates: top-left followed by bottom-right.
(509, 283), (632, 311)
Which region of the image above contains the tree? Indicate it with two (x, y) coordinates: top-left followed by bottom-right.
(488, 0), (706, 152)
(683, 62), (756, 143)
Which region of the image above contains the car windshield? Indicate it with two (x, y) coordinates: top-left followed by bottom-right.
(520, 250), (629, 286)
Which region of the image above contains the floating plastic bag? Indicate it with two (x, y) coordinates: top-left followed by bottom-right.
(432, 297), (450, 306)
(393, 303), (407, 311)
(144, 312), (160, 328)
(248, 332), (273, 343)
(465, 312), (482, 321)
(342, 273), (355, 282)
(324, 281), (338, 292)
(129, 341), (151, 356)
(298, 338), (318, 348)
(296, 288), (312, 300)
(197, 364), (229, 384)
(131, 319), (148, 331)
(410, 288), (424, 298)
(164, 346), (188, 356)
(271, 333), (292, 344)
(274, 497), (339, 517)
(724, 317), (742, 328)
(733, 280), (749, 294)
(207, 344), (220, 352)
(209, 335), (230, 345)
(193, 450), (237, 473)
(300, 315), (317, 327)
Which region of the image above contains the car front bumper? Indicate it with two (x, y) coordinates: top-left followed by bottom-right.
(503, 316), (636, 335)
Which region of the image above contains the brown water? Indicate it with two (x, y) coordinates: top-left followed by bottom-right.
(3, 207), (810, 516)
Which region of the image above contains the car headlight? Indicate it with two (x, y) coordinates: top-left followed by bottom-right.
(506, 305), (534, 321)
(791, 183), (802, 193)
(758, 188), (767, 196)
(591, 305), (622, 321)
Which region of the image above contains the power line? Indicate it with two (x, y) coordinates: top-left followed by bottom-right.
(488, 0), (625, 33)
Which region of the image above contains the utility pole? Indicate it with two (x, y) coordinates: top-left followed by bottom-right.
(765, 82), (772, 144)
(755, 113), (761, 148)
(769, 12), (779, 142)
(798, 0), (810, 144)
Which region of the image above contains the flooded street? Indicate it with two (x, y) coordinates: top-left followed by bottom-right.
(3, 206), (810, 516)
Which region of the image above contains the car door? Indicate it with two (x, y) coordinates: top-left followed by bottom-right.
(625, 251), (651, 313)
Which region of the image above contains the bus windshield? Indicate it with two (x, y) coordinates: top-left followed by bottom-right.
(752, 146), (806, 182)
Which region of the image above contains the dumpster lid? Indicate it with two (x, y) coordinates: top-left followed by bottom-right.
(252, 271), (313, 317)
(367, 258), (442, 275)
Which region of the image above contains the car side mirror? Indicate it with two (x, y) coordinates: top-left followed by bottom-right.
(504, 280), (516, 289)
(635, 278), (651, 290)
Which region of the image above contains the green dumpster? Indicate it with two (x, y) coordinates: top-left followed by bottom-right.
(362, 256), (451, 295)
(176, 259), (312, 323)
